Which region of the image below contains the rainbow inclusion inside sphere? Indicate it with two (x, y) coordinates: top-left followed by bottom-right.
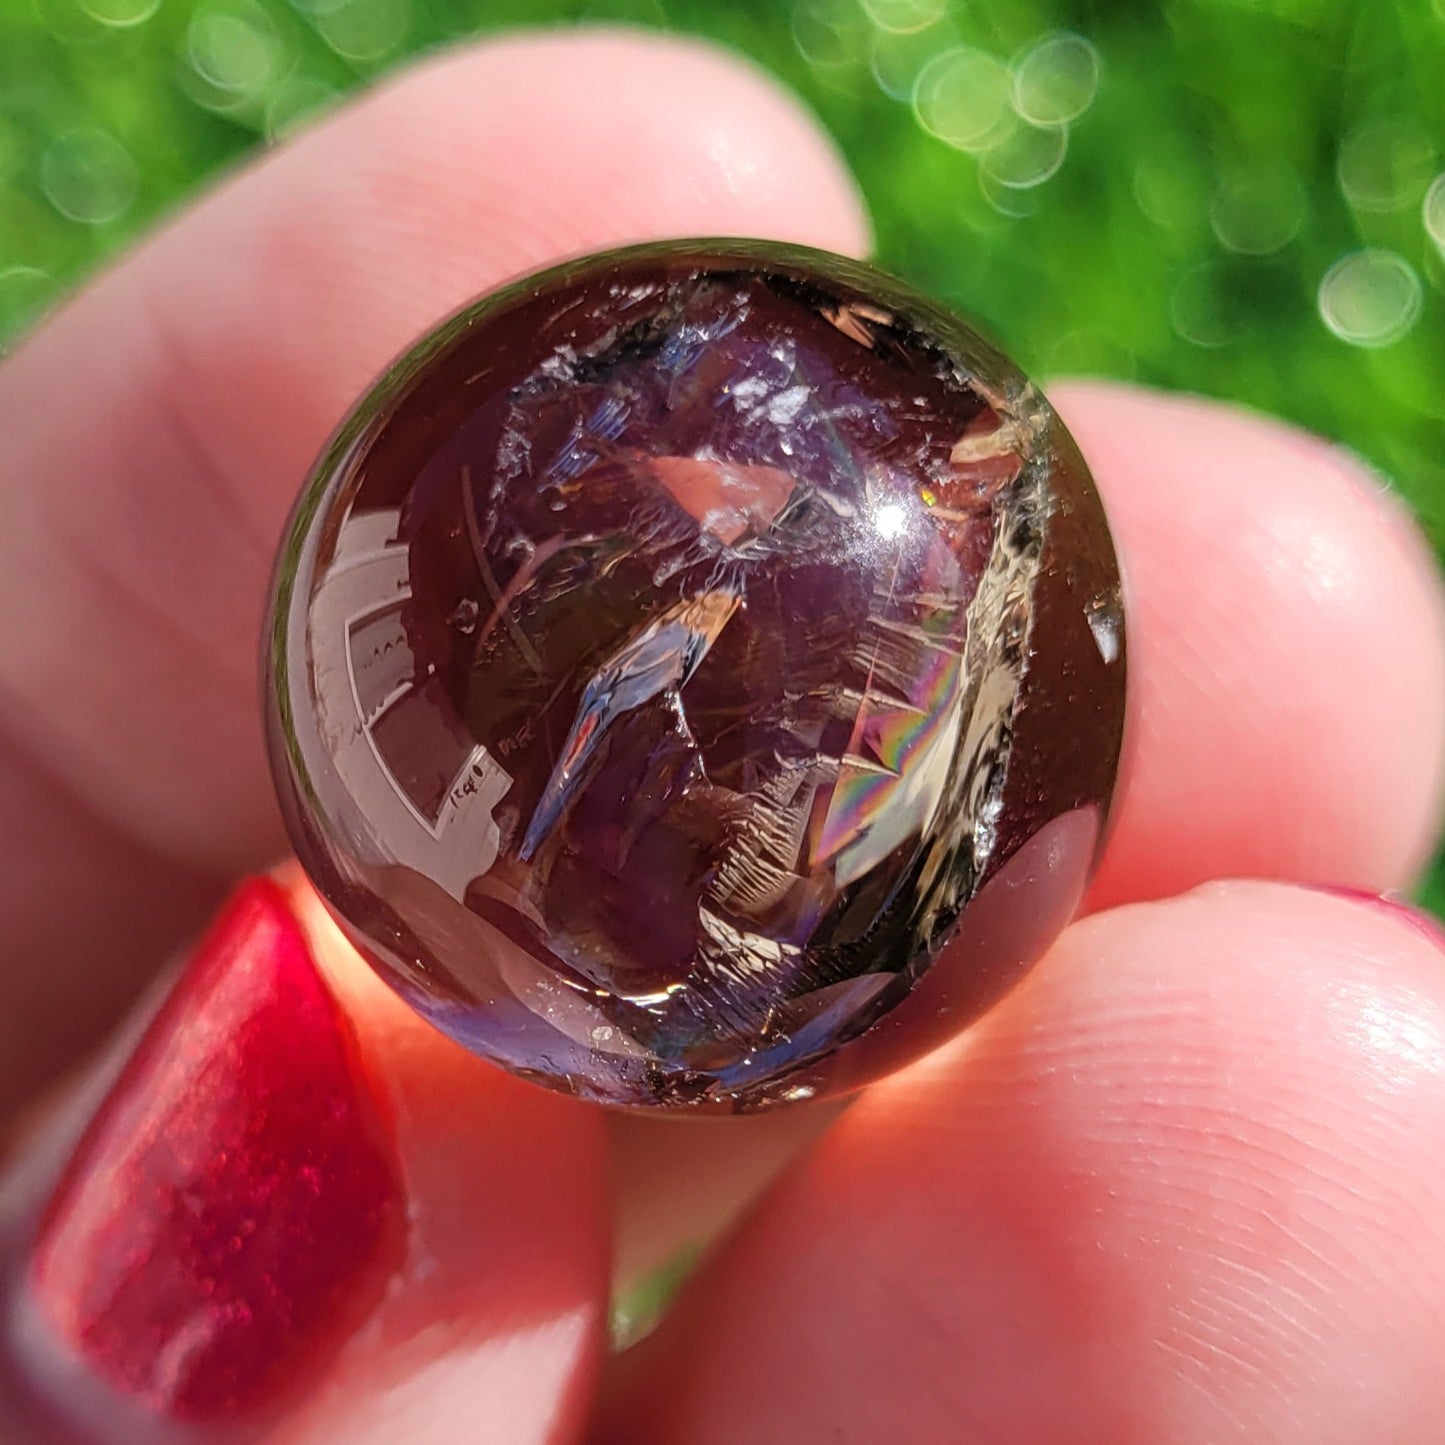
(267, 241), (1125, 1110)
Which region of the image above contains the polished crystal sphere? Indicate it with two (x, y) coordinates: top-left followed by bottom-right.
(265, 240), (1125, 1110)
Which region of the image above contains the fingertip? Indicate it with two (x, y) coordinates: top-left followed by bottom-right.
(1020, 878), (1445, 1087)
(359, 28), (873, 250)
(1049, 382), (1445, 907)
(603, 880), (1445, 1445)
(510, 27), (874, 256)
(261, 29), (872, 354)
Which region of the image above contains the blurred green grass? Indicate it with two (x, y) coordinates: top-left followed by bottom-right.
(2, 0), (1443, 906)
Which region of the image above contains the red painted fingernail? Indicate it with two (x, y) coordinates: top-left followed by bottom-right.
(5, 879), (405, 1438)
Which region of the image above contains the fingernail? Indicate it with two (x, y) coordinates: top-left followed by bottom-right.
(2, 879), (406, 1440)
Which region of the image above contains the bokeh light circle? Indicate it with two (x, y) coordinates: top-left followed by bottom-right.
(792, 0), (869, 70)
(1425, 173), (1445, 254)
(983, 120), (1068, 190)
(1131, 150), (1204, 232)
(314, 0), (411, 64)
(40, 129), (137, 226)
(1171, 262), (1244, 349)
(1210, 165), (1307, 256)
(870, 23), (951, 101)
(978, 165), (1041, 218)
(0, 266), (56, 346)
(1318, 249), (1423, 347)
(80, 0), (161, 26)
(187, 1), (286, 100)
(862, 0), (946, 34)
(913, 48), (1013, 153)
(1338, 116), (1437, 214)
(1012, 32), (1100, 127)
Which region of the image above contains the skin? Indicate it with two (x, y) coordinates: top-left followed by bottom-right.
(1, 29), (1444, 1445)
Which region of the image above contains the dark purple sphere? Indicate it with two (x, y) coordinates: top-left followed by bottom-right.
(265, 240), (1125, 1110)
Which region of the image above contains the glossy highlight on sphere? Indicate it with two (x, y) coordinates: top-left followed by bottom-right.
(266, 240), (1125, 1110)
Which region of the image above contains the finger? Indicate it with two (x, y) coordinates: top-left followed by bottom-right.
(1054, 382), (1445, 910)
(0, 30), (870, 1112)
(1, 870), (608, 1444)
(606, 386), (1445, 1284)
(600, 883), (1445, 1445)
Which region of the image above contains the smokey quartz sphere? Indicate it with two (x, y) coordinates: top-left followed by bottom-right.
(266, 240), (1125, 1110)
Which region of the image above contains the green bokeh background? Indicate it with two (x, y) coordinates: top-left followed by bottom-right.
(2, 0), (1443, 906)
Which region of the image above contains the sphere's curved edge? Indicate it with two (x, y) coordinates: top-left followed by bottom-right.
(261, 239), (1128, 1113)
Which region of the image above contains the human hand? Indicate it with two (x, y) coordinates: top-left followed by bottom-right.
(2, 31), (1444, 1445)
